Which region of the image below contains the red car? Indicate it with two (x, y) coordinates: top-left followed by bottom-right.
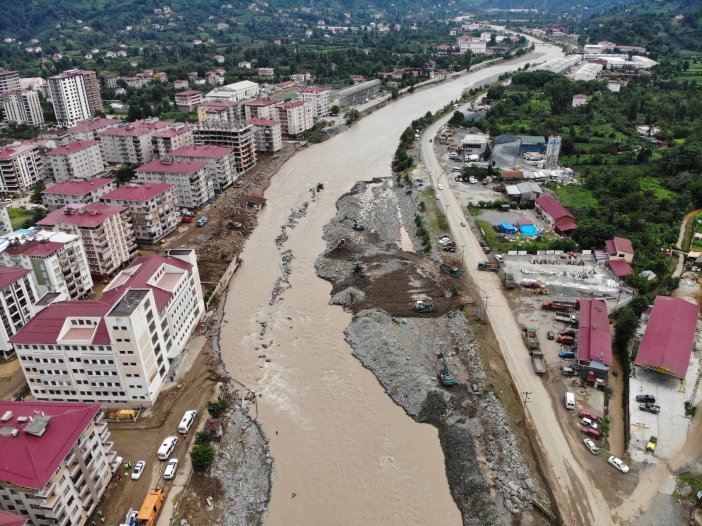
(181, 216), (193, 223)
(580, 426), (603, 439)
(578, 410), (602, 422)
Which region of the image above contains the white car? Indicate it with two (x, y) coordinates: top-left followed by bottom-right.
(608, 456), (629, 473)
(131, 460), (146, 480)
(164, 458), (179, 480)
(494, 254), (505, 263)
(111, 455), (124, 473)
(580, 418), (598, 430)
(583, 439), (599, 455)
(437, 184), (444, 190)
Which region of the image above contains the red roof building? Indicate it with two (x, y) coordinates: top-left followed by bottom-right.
(607, 260), (633, 278)
(605, 236), (634, 263)
(535, 195), (577, 235)
(635, 296), (698, 379)
(101, 182), (173, 202)
(0, 267), (36, 359)
(577, 299), (612, 368)
(41, 178), (117, 211)
(0, 510), (27, 526)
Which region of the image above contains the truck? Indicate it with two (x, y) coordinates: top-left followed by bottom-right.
(135, 489), (164, 526)
(440, 264), (460, 278)
(522, 327), (540, 350)
(414, 300), (434, 313)
(555, 312), (578, 325)
(531, 350), (546, 375)
(542, 298), (580, 311)
(478, 261), (500, 272)
(503, 272), (516, 289)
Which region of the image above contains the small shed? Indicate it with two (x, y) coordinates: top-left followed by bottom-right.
(246, 195), (267, 211)
(204, 418), (223, 440)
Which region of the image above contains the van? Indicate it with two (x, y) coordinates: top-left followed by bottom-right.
(178, 410), (197, 434)
(565, 392), (575, 410)
(157, 436), (179, 460)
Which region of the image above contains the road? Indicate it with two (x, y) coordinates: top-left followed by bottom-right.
(421, 114), (616, 525)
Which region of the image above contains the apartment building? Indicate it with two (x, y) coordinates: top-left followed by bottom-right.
(299, 86), (331, 118)
(11, 249), (204, 407)
(175, 90), (203, 111)
(247, 119), (283, 153)
(38, 203), (136, 279)
(75, 70), (103, 115)
(257, 67), (275, 80)
(0, 401), (116, 526)
(151, 124), (194, 158)
(134, 159), (211, 209)
(274, 100), (313, 136)
(243, 98), (279, 121)
(41, 178), (116, 211)
(67, 118), (122, 141)
(197, 100), (245, 127)
(44, 141), (105, 183)
(0, 144), (45, 195)
(100, 183), (178, 243)
(47, 71), (94, 128)
(0, 69), (20, 93)
(98, 126), (154, 165)
(0, 230), (93, 300)
(192, 123), (256, 174)
(1, 90), (44, 126)
(170, 144), (237, 193)
(0, 267), (37, 359)
(457, 36), (487, 54)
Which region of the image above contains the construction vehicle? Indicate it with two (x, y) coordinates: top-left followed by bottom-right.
(353, 262), (363, 274)
(555, 312), (578, 325)
(478, 261), (500, 272)
(531, 350), (546, 375)
(440, 264), (460, 277)
(646, 436), (658, 452)
(438, 359), (456, 386)
(414, 300), (434, 313)
(532, 287), (549, 295)
(542, 298), (580, 311)
(522, 327), (540, 350)
(503, 272), (516, 289)
(135, 489), (164, 526)
(341, 215), (366, 231)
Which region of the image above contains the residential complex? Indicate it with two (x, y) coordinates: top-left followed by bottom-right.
(0, 69), (20, 93)
(47, 71), (102, 128)
(0, 230), (93, 300)
(170, 144), (238, 193)
(243, 98), (279, 121)
(274, 100), (314, 136)
(101, 183), (179, 243)
(198, 100), (246, 127)
(134, 159), (211, 208)
(248, 119), (283, 153)
(1, 90), (44, 126)
(41, 178), (116, 211)
(150, 124), (194, 158)
(98, 126), (154, 165)
(299, 86), (331, 118)
(44, 141), (105, 183)
(38, 203), (136, 279)
(11, 249), (205, 407)
(0, 144), (45, 195)
(0, 401), (116, 526)
(175, 90), (203, 111)
(67, 118), (122, 142)
(0, 268), (37, 359)
(192, 123), (257, 173)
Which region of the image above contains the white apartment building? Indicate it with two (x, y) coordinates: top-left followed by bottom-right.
(97, 126), (154, 165)
(134, 159), (211, 209)
(100, 183), (178, 243)
(274, 100), (313, 136)
(298, 86), (331, 118)
(67, 118), (122, 141)
(175, 90), (203, 111)
(41, 178), (116, 211)
(0, 144), (45, 195)
(11, 249), (205, 407)
(1, 90), (44, 126)
(243, 98), (279, 121)
(0, 230), (93, 300)
(0, 267), (37, 358)
(47, 72), (92, 128)
(247, 119), (283, 153)
(204, 80), (259, 102)
(457, 36), (487, 54)
(0, 401), (116, 526)
(151, 124), (194, 158)
(0, 69), (20, 93)
(44, 141), (105, 183)
(257, 67), (275, 80)
(38, 203), (136, 279)
(197, 100), (246, 127)
(170, 144), (237, 193)
(192, 124), (257, 174)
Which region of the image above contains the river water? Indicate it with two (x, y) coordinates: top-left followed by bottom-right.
(220, 43), (564, 526)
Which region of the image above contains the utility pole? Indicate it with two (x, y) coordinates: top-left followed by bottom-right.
(522, 391), (532, 407)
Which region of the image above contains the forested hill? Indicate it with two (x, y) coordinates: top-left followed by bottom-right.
(580, 0), (702, 56)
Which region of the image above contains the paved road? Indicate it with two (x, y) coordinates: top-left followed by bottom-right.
(421, 114), (616, 526)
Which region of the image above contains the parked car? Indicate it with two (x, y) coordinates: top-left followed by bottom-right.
(196, 216), (208, 227)
(636, 394), (656, 404)
(580, 426), (602, 439)
(583, 438), (599, 455)
(639, 403), (661, 414)
(547, 331), (555, 340)
(608, 456), (629, 473)
(111, 455), (124, 474)
(164, 458), (179, 480)
(131, 460), (146, 480)
(646, 436), (658, 453)
(181, 216), (193, 223)
(580, 417), (598, 429)
(578, 410), (602, 422)
(559, 350), (575, 359)
(437, 184), (444, 190)
(560, 366), (576, 377)
(561, 329), (576, 337)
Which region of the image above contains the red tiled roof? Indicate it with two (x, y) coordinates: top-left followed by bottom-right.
(577, 299), (612, 366)
(152, 125), (190, 138)
(136, 159), (207, 175)
(102, 183), (172, 202)
(0, 400), (101, 490)
(245, 98), (280, 107)
(10, 301), (112, 345)
(38, 203), (125, 228)
(176, 90), (201, 96)
(132, 120), (170, 130)
(67, 118), (122, 134)
(3, 240), (63, 258)
(555, 218), (578, 233)
(605, 236), (634, 255)
(0, 509), (27, 526)
(248, 119), (280, 126)
(501, 170), (524, 180)
(635, 296), (698, 378)
(42, 178), (114, 196)
(607, 260), (633, 277)
(0, 267), (30, 290)
(0, 144), (36, 160)
(536, 195), (574, 221)
(170, 145), (232, 159)
(98, 127), (151, 137)
(300, 86), (330, 93)
(573, 94), (587, 99)
(45, 140), (99, 156)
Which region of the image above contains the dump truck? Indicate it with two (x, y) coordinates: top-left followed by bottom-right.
(531, 350), (546, 375)
(522, 327), (540, 350)
(414, 300), (434, 313)
(136, 489), (164, 526)
(542, 298), (580, 311)
(503, 272), (516, 289)
(440, 264), (460, 277)
(478, 261), (500, 272)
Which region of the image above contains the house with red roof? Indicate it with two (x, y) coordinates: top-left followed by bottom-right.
(0, 267), (38, 359)
(11, 249), (204, 407)
(41, 177), (116, 211)
(635, 296), (698, 379)
(135, 159), (211, 209)
(44, 140), (106, 183)
(100, 183), (178, 242)
(606, 236), (634, 262)
(535, 194), (577, 236)
(0, 401), (115, 525)
(577, 299), (612, 382)
(67, 117), (122, 142)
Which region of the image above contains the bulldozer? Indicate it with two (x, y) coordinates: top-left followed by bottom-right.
(341, 215), (366, 231)
(414, 300), (434, 313)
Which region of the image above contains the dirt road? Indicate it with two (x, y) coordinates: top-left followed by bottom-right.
(421, 114), (616, 526)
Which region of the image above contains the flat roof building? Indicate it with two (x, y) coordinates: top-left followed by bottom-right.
(577, 299), (612, 381)
(0, 144), (45, 195)
(204, 80), (259, 102)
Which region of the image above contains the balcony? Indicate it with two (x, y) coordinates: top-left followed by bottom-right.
(40, 491), (59, 509)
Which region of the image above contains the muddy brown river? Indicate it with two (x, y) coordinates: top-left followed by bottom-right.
(220, 42), (564, 525)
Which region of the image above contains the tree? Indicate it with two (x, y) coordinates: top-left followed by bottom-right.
(330, 105), (340, 116)
(190, 443), (215, 472)
(614, 307), (640, 353)
(30, 180), (45, 204)
(195, 430), (214, 445)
